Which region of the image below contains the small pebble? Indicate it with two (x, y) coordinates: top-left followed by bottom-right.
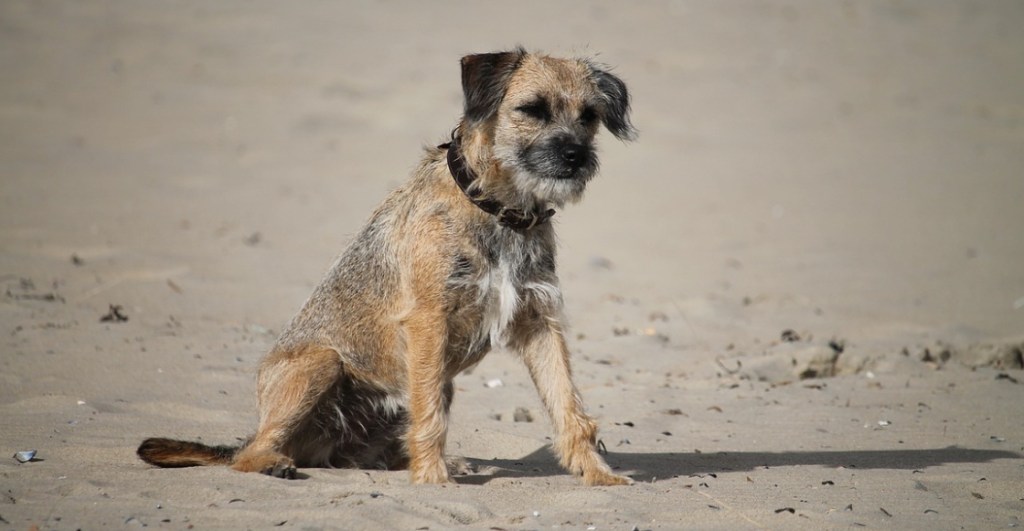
(14, 450), (36, 463)
(484, 379), (503, 388)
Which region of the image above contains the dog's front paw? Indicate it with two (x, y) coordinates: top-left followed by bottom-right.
(409, 459), (452, 484)
(583, 470), (633, 486)
(445, 455), (477, 476)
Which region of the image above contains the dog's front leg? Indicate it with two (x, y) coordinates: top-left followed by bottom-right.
(404, 306), (452, 484)
(516, 318), (632, 486)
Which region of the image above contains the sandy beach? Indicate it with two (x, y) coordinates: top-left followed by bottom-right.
(2, 1), (1022, 529)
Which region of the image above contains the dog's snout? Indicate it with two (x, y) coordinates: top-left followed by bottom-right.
(560, 143), (587, 168)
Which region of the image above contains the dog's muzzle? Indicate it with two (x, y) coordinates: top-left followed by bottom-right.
(536, 136), (595, 180)
(560, 142), (589, 171)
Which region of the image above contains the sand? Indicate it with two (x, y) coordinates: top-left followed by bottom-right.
(2, 1), (1022, 529)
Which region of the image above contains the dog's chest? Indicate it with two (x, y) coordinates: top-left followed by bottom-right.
(448, 231), (561, 357)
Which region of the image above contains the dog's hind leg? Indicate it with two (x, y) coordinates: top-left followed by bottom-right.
(231, 344), (342, 478)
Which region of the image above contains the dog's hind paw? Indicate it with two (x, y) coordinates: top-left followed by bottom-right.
(264, 459), (297, 479)
(232, 451), (297, 479)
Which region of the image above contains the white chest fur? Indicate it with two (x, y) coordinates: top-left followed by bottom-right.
(474, 250), (562, 351)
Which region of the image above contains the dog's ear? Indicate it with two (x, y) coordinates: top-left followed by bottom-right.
(460, 48), (527, 124)
(589, 66), (637, 141)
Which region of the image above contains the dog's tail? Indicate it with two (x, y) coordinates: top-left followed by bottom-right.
(137, 437), (239, 468)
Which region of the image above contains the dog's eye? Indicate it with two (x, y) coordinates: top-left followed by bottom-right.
(579, 106), (598, 125)
(516, 101), (550, 122)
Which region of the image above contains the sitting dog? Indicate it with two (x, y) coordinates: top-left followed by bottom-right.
(139, 48), (636, 485)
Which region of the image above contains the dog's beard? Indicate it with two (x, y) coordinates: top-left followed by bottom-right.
(493, 142), (598, 207)
(510, 169), (590, 207)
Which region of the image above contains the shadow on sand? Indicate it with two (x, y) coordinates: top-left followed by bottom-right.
(458, 446), (1021, 484)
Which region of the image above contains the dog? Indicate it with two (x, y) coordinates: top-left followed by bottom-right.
(138, 48), (636, 485)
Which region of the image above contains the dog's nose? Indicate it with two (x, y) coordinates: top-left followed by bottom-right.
(561, 143), (587, 169)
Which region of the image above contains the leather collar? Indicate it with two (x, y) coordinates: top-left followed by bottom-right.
(439, 137), (555, 230)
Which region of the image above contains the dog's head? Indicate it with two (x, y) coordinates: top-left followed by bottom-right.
(458, 48), (636, 207)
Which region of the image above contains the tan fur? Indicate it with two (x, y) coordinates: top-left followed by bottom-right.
(137, 49), (636, 486)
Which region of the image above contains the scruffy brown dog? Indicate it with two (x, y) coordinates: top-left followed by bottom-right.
(138, 48), (636, 485)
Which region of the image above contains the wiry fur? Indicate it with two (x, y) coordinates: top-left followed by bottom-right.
(137, 49), (636, 485)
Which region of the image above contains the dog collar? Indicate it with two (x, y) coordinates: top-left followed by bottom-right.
(440, 137), (555, 230)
